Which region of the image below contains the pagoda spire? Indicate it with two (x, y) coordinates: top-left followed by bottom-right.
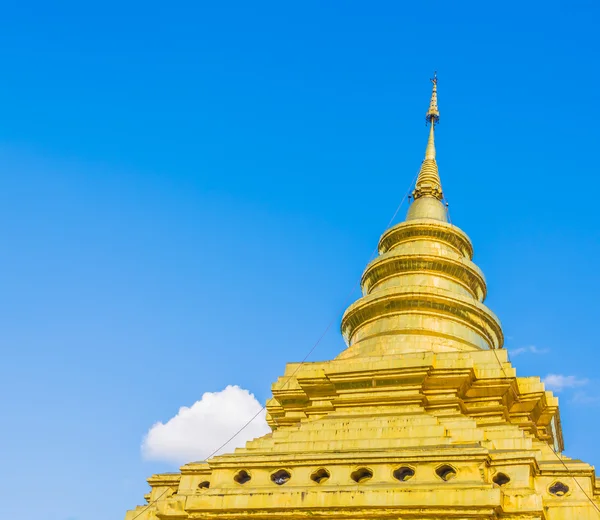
(426, 71), (440, 125)
(407, 73), (447, 221)
(424, 74), (438, 161)
(339, 73), (502, 359)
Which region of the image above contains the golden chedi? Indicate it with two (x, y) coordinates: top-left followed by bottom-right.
(126, 76), (600, 520)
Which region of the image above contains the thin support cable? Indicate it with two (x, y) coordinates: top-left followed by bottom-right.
(491, 347), (600, 516)
(129, 169), (419, 518)
(129, 488), (169, 520)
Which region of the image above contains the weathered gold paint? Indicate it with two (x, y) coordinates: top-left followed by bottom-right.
(126, 78), (600, 520)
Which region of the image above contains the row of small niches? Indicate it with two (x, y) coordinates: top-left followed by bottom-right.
(200, 465), (463, 488)
(198, 468), (572, 497)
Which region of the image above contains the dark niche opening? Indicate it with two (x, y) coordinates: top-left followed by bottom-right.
(351, 468), (373, 484)
(310, 468), (330, 484)
(549, 482), (570, 497)
(492, 473), (510, 487)
(393, 467), (415, 482)
(436, 465), (457, 482)
(234, 470), (251, 485)
(271, 469), (291, 485)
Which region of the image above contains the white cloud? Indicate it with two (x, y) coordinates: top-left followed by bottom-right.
(142, 385), (271, 465)
(543, 374), (588, 393)
(510, 345), (548, 357)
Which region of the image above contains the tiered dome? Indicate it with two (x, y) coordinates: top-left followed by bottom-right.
(126, 75), (598, 520)
(339, 77), (503, 358)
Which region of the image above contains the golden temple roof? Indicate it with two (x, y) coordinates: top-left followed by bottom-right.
(340, 76), (502, 358)
(125, 75), (600, 520)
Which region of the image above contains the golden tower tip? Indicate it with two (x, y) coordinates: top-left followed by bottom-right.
(426, 71), (440, 125)
(406, 73), (445, 216)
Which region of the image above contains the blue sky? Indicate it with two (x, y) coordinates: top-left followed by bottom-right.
(0, 1), (599, 519)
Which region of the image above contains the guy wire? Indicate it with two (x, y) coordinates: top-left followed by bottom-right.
(129, 169), (420, 520)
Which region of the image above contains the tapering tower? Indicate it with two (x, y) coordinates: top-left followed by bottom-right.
(341, 74), (502, 358)
(411, 71), (443, 206)
(126, 77), (600, 520)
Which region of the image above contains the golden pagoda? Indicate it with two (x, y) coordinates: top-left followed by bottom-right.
(126, 76), (600, 520)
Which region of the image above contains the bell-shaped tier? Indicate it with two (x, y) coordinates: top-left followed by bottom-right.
(340, 213), (503, 358)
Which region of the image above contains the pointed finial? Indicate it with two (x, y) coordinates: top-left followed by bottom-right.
(426, 71), (440, 125)
(408, 73), (445, 210)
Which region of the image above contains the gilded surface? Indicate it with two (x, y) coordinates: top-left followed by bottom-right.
(125, 79), (599, 520)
